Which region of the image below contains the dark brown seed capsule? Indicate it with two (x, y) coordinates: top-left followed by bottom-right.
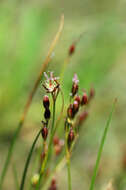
(51, 178), (56, 186)
(74, 95), (81, 105)
(41, 126), (48, 140)
(43, 95), (50, 109)
(67, 104), (74, 119)
(71, 83), (78, 97)
(44, 108), (51, 120)
(48, 178), (57, 190)
(69, 44), (75, 56)
(73, 100), (79, 114)
(81, 92), (88, 105)
(68, 129), (75, 144)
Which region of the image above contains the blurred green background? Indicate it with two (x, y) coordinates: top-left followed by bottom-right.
(1, 0), (126, 189)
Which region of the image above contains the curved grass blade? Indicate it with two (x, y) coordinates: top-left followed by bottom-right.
(20, 129), (41, 190)
(89, 100), (116, 190)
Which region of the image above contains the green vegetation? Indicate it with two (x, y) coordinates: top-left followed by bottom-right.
(0, 0), (126, 189)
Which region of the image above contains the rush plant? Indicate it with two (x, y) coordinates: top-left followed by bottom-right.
(19, 70), (115, 190)
(0, 14), (116, 190)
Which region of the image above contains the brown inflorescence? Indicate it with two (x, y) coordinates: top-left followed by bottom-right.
(74, 95), (81, 105)
(69, 44), (75, 56)
(43, 95), (50, 109)
(67, 128), (75, 149)
(41, 125), (48, 141)
(48, 178), (57, 190)
(73, 100), (79, 114)
(44, 109), (51, 120)
(81, 92), (88, 105)
(71, 74), (79, 97)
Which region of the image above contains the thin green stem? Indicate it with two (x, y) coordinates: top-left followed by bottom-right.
(65, 131), (72, 190)
(42, 157), (66, 190)
(36, 100), (56, 189)
(28, 146), (42, 190)
(0, 120), (22, 189)
(67, 157), (72, 190)
(12, 163), (19, 190)
(89, 100), (116, 190)
(42, 135), (79, 190)
(53, 89), (64, 135)
(60, 57), (70, 83)
(20, 129), (41, 190)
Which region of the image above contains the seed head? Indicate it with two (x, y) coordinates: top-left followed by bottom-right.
(41, 126), (48, 141)
(49, 178), (57, 190)
(72, 73), (79, 84)
(74, 95), (81, 105)
(43, 95), (50, 109)
(71, 83), (78, 97)
(44, 108), (51, 120)
(73, 100), (79, 114)
(69, 44), (75, 56)
(67, 104), (74, 119)
(68, 128), (75, 149)
(43, 72), (59, 93)
(68, 129), (75, 142)
(71, 74), (79, 97)
(81, 92), (88, 105)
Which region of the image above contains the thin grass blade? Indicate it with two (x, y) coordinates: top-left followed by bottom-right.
(89, 100), (116, 190)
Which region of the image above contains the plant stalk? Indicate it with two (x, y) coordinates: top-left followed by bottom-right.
(36, 99), (56, 189)
(65, 131), (72, 190)
(20, 129), (41, 190)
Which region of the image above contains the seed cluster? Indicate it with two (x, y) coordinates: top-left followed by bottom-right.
(31, 72), (95, 188)
(65, 74), (95, 149)
(41, 95), (51, 141)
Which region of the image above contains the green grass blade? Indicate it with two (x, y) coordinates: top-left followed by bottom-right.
(0, 121), (22, 189)
(89, 100), (116, 190)
(19, 129), (41, 190)
(12, 163), (19, 190)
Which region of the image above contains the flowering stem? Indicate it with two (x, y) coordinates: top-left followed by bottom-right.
(19, 129), (42, 190)
(67, 155), (72, 190)
(89, 100), (116, 190)
(36, 99), (56, 189)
